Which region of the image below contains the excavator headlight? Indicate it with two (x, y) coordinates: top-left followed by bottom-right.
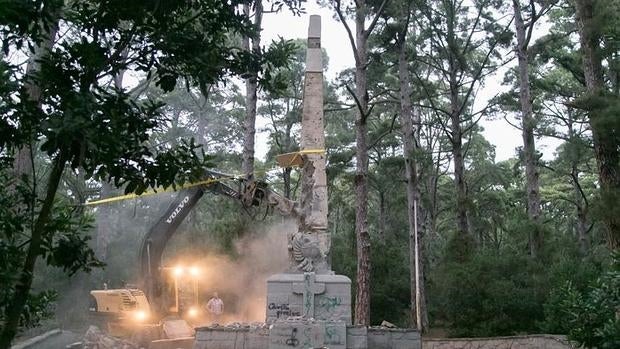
(187, 306), (199, 317)
(134, 310), (148, 322)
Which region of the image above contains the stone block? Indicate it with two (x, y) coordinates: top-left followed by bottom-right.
(346, 326), (367, 349)
(266, 273), (351, 324)
(245, 331), (269, 349)
(308, 15), (321, 38)
(367, 328), (421, 349)
(149, 337), (194, 349)
(269, 320), (346, 349)
(194, 329), (238, 349)
(162, 320), (194, 339)
(306, 51), (322, 73)
(367, 329), (390, 349)
(207, 330), (237, 342)
(324, 322), (347, 348)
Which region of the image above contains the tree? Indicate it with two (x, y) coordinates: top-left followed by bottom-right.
(511, 0), (556, 258)
(413, 0), (512, 259)
(0, 1), (299, 346)
(572, 0), (620, 250)
(333, 0), (389, 326)
(390, 3), (429, 330)
(534, 66), (596, 255)
(241, 0), (264, 178)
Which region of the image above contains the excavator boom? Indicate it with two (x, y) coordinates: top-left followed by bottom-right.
(138, 170), (297, 315)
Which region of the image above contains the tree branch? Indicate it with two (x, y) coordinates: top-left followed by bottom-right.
(345, 83), (368, 121)
(365, 0), (390, 37)
(334, 0), (360, 65)
(367, 113), (398, 150)
(456, 16), (515, 119)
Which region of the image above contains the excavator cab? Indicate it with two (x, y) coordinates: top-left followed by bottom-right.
(88, 288), (152, 336)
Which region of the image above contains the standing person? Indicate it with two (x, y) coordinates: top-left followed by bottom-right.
(206, 292), (224, 324)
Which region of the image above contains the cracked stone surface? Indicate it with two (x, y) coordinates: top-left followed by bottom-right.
(294, 14), (330, 274)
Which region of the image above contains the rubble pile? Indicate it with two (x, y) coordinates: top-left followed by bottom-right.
(79, 326), (138, 349)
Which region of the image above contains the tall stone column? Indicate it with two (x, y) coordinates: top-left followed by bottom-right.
(295, 15), (331, 273)
(267, 16), (351, 328)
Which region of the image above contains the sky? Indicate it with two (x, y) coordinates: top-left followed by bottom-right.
(257, 1), (562, 163)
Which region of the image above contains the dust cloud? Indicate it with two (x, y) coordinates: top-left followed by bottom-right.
(173, 219), (293, 325)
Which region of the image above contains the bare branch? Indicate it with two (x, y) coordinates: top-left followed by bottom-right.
(345, 84), (366, 120)
(368, 113), (398, 149)
(334, 0), (360, 65)
(570, 171), (590, 208)
(365, 0), (390, 37)
(456, 16), (515, 119)
(461, 0), (487, 57)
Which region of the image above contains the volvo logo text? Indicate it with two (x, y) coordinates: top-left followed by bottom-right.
(166, 196), (190, 224)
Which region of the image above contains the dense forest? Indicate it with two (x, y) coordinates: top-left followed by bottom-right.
(0, 1), (619, 349)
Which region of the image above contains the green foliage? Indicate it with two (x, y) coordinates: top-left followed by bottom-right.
(543, 252), (620, 348)
(430, 249), (547, 336)
(370, 238), (411, 326)
(0, 168), (93, 331)
(0, 0), (617, 341)
(0, 0), (302, 344)
(14, 291), (57, 330)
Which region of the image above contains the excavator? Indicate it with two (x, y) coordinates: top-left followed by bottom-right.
(88, 169), (298, 337)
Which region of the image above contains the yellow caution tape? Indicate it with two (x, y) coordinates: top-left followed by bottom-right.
(84, 177), (234, 206)
(298, 149), (326, 155)
(84, 149), (326, 206)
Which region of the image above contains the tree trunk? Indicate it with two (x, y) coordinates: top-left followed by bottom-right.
(95, 58), (128, 261)
(335, 0), (387, 326)
(1, 14), (59, 347)
(397, 30), (428, 332)
(567, 113), (590, 256)
(378, 190), (386, 242)
(449, 68), (470, 243)
(95, 182), (114, 260)
(241, 1), (263, 178)
(283, 123), (293, 198)
(353, 2), (371, 326)
(0, 154), (68, 349)
(444, 5), (471, 247)
(513, 0), (543, 258)
(575, 183), (590, 256)
(12, 14), (59, 180)
(573, 0), (620, 250)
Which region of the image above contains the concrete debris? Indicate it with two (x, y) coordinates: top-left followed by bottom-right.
(149, 337), (194, 349)
(162, 319), (193, 339)
(224, 322), (269, 329)
(129, 324), (163, 348)
(379, 321), (397, 328)
(196, 322), (269, 331)
(81, 326), (138, 349)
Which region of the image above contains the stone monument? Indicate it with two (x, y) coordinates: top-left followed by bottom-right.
(194, 15), (421, 349)
(265, 15), (351, 349)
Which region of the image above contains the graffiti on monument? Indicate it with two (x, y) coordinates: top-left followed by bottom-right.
(285, 328), (299, 347)
(269, 303), (301, 318)
(270, 326), (314, 348)
(317, 295), (342, 312)
(324, 325), (344, 345)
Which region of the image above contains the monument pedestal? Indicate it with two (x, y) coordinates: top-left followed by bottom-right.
(266, 273), (352, 324)
(269, 320), (347, 349)
(266, 272), (351, 349)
